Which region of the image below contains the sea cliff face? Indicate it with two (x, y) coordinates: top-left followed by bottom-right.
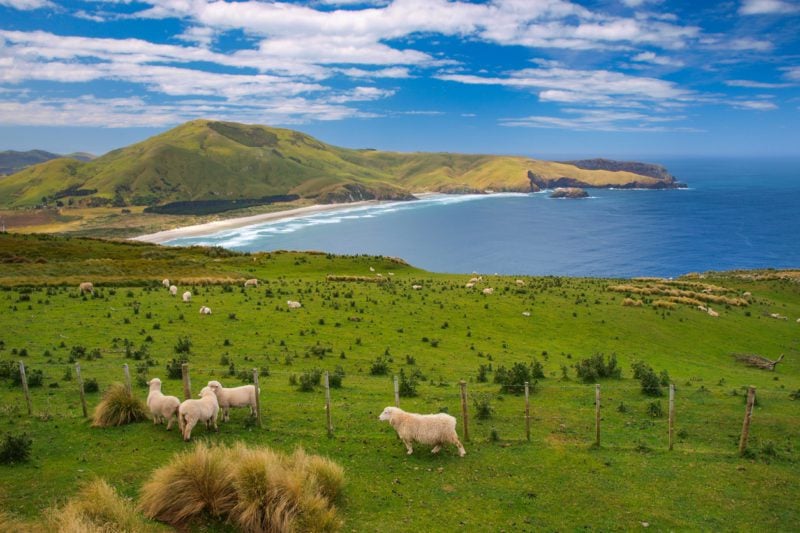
(550, 187), (589, 199)
(529, 158), (685, 190)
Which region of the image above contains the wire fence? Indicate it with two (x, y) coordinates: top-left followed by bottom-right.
(6, 360), (799, 458)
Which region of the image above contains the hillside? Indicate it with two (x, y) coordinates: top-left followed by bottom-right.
(0, 233), (797, 531)
(0, 120), (681, 211)
(0, 150), (94, 176)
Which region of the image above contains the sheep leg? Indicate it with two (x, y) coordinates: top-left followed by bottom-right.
(223, 408), (230, 422)
(431, 445), (442, 454)
(402, 439), (414, 455)
(165, 415), (174, 431)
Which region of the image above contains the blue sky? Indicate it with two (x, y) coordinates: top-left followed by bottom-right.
(0, 0), (798, 158)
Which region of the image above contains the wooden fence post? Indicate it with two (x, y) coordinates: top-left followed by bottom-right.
(76, 363), (87, 418)
(181, 363), (191, 400)
(19, 361), (32, 416)
(668, 384), (675, 451)
(253, 368), (262, 428)
(324, 371), (333, 438)
(393, 375), (400, 407)
(594, 384), (601, 447)
(123, 364), (132, 396)
(739, 386), (756, 455)
(524, 381), (531, 442)
(459, 380), (470, 442)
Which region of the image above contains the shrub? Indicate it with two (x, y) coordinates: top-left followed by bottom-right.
(0, 433), (32, 464)
(647, 401), (664, 418)
(166, 355), (190, 380)
(84, 377), (100, 393)
(370, 355), (391, 376)
(91, 383), (147, 427)
(494, 362), (537, 394)
(632, 361), (663, 397)
(476, 363), (490, 383)
(173, 335), (192, 355)
(11, 366), (43, 388)
(473, 394), (493, 420)
(328, 366), (345, 389)
(298, 369), (323, 392)
(397, 368), (418, 397)
(575, 353), (621, 383)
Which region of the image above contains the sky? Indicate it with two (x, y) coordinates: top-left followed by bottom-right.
(0, 0), (798, 159)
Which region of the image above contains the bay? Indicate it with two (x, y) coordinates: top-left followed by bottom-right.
(165, 157), (800, 278)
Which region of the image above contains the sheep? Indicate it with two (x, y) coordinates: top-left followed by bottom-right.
(743, 291), (752, 298)
(522, 311), (531, 317)
(468, 277), (480, 284)
(162, 279), (170, 288)
(169, 285), (178, 296)
(369, 266), (375, 272)
(515, 279), (525, 286)
(244, 278), (259, 287)
(79, 282), (93, 294)
(146, 378), (180, 430)
(482, 287), (494, 295)
(199, 306), (212, 315)
(378, 406), (466, 457)
(182, 291), (192, 302)
(178, 386), (219, 441)
(770, 313), (788, 320)
(207, 380), (257, 422)
(465, 282), (474, 289)
(707, 308), (719, 317)
(412, 284), (422, 290)
(287, 300), (302, 309)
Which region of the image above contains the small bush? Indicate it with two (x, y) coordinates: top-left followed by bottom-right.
(166, 355), (190, 380)
(370, 355), (391, 376)
(632, 361), (663, 397)
(647, 401), (664, 418)
(494, 362), (538, 394)
(84, 377), (100, 393)
(473, 394), (493, 420)
(575, 353), (621, 383)
(397, 368), (418, 397)
(174, 335), (192, 355)
(476, 363), (490, 383)
(298, 369), (323, 392)
(329, 366), (345, 389)
(91, 383), (147, 427)
(0, 433), (32, 464)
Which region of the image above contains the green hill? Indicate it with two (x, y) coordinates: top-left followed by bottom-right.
(0, 120), (680, 211)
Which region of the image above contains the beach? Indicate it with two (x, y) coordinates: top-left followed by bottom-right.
(132, 200), (383, 245)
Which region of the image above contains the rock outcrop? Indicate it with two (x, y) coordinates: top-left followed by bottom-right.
(550, 187), (589, 199)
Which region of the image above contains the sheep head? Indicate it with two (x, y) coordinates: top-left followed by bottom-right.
(378, 406), (399, 422)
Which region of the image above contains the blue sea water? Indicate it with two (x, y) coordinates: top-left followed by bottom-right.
(165, 158), (800, 278)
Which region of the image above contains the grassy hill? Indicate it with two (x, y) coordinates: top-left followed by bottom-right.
(0, 150), (94, 176)
(0, 233), (797, 531)
(0, 120), (679, 211)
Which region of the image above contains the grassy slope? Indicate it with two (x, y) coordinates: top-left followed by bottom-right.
(0, 234), (798, 531)
(0, 120), (669, 209)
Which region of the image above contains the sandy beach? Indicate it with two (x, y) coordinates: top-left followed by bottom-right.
(132, 200), (383, 245)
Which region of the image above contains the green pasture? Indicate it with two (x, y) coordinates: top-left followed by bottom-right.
(0, 233), (799, 531)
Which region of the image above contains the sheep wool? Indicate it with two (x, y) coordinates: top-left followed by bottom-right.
(146, 378), (181, 430)
(207, 380), (258, 422)
(378, 406), (466, 457)
(178, 386), (219, 441)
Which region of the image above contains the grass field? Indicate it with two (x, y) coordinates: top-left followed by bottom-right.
(0, 233), (798, 531)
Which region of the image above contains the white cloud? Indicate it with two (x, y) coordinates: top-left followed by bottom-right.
(732, 100), (778, 110)
(500, 108), (694, 132)
(327, 86), (396, 103)
(632, 51), (684, 67)
(725, 79), (792, 88)
(783, 66), (800, 80)
(0, 0), (53, 10)
(739, 0), (799, 15)
(337, 66), (412, 78)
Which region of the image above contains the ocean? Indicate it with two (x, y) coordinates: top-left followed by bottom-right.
(164, 157), (800, 278)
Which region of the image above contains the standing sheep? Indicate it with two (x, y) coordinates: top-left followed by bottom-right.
(178, 386), (219, 441)
(162, 279), (170, 288)
(378, 406), (466, 457)
(244, 278), (259, 287)
(287, 300), (302, 309)
(79, 282), (94, 294)
(182, 291), (192, 303)
(482, 287), (494, 295)
(207, 380), (258, 422)
(169, 285), (178, 296)
(199, 306), (212, 315)
(146, 378), (180, 430)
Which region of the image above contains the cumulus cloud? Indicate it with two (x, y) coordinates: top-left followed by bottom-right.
(0, 0), (54, 10)
(632, 51), (684, 67)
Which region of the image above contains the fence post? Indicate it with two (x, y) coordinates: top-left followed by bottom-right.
(324, 371), (333, 438)
(252, 368), (262, 428)
(393, 375), (400, 407)
(181, 363), (191, 400)
(460, 380), (470, 442)
(524, 381), (531, 442)
(19, 361), (32, 416)
(594, 384), (601, 447)
(76, 363), (87, 418)
(668, 384), (675, 451)
(739, 386), (756, 455)
(123, 364), (132, 396)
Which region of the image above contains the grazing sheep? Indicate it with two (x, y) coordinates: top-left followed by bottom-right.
(287, 300), (302, 309)
(468, 277), (480, 284)
(244, 278), (259, 287)
(182, 291), (192, 302)
(465, 282), (475, 289)
(707, 308), (719, 317)
(199, 306), (212, 315)
(369, 266), (375, 272)
(697, 305), (708, 312)
(770, 313), (788, 320)
(146, 378), (180, 430)
(522, 311), (531, 317)
(482, 287), (494, 295)
(388, 272), (395, 276)
(378, 406), (466, 457)
(178, 386), (219, 442)
(162, 279), (170, 288)
(796, 318), (800, 323)
(412, 284), (422, 290)
(79, 282), (94, 294)
(169, 285), (178, 296)
(743, 291), (752, 298)
(516, 279), (525, 286)
(207, 380), (258, 422)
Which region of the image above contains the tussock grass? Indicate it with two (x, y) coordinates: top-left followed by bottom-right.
(609, 283), (748, 307)
(622, 297), (642, 307)
(653, 300), (677, 309)
(326, 275), (387, 283)
(91, 383), (147, 428)
(0, 511), (39, 533)
(139, 443), (344, 531)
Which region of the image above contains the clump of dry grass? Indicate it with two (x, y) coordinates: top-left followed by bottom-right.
(653, 300), (677, 309)
(0, 511), (39, 533)
(140, 442), (344, 532)
(622, 298), (643, 307)
(91, 383), (147, 428)
(326, 275), (387, 283)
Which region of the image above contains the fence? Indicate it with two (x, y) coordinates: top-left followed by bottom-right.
(9, 360), (797, 458)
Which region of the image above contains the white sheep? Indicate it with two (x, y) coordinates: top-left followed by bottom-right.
(482, 287), (494, 295)
(369, 266), (375, 272)
(516, 279), (525, 286)
(146, 378), (180, 430)
(182, 291), (192, 302)
(162, 279), (170, 288)
(412, 284), (422, 290)
(707, 308), (719, 317)
(244, 278), (259, 287)
(465, 282), (475, 289)
(522, 311), (531, 317)
(468, 277), (480, 284)
(178, 386), (219, 441)
(207, 380), (258, 422)
(287, 300), (302, 309)
(79, 282), (93, 294)
(199, 306), (212, 315)
(169, 285), (178, 296)
(378, 406), (466, 457)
